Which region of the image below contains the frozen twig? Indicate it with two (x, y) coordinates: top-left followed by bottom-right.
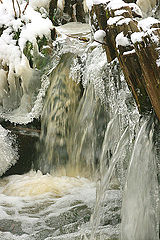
(23, 0), (29, 14)
(12, 0), (17, 19)
(16, 0), (21, 18)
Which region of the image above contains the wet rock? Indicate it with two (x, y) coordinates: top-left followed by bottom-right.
(0, 219), (24, 236)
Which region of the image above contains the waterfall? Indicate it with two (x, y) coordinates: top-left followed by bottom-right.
(121, 119), (159, 240)
(0, 29), (159, 240)
(89, 118), (129, 240)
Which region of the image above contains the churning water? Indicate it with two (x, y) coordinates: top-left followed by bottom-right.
(0, 32), (159, 240)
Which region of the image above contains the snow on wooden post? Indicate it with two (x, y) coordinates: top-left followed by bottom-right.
(93, 0), (160, 120)
(93, 3), (117, 62)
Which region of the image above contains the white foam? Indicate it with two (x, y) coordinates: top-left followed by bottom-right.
(1, 170), (94, 198)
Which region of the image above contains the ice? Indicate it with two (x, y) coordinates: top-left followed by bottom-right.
(0, 125), (18, 176)
(55, 22), (91, 37)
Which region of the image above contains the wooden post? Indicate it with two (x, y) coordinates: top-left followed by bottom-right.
(93, 1), (160, 120)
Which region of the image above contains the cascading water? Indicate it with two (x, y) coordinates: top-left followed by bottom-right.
(121, 119), (159, 240)
(0, 27), (159, 240)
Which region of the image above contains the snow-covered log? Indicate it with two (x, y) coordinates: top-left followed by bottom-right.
(93, 0), (160, 121)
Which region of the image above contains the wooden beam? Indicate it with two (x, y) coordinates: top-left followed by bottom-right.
(93, 1), (160, 120)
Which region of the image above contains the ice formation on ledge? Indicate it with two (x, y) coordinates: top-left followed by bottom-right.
(0, 0), (53, 123)
(0, 125), (18, 176)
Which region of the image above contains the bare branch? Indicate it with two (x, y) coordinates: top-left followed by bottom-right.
(12, 0), (17, 19)
(22, 0), (29, 15)
(16, 0), (21, 18)
(94, 39), (108, 46)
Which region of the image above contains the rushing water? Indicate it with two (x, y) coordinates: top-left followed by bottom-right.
(0, 33), (159, 240)
(121, 119), (159, 240)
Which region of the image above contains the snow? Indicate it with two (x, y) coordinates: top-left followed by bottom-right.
(94, 30), (106, 43)
(138, 17), (160, 32)
(116, 18), (132, 26)
(150, 32), (159, 44)
(131, 32), (144, 44)
(123, 49), (136, 55)
(19, 7), (52, 51)
(85, 0), (110, 10)
(107, 0), (128, 10)
(0, 0), (52, 71)
(129, 17), (160, 44)
(116, 32), (131, 47)
(0, 0), (53, 121)
(107, 16), (124, 25)
(129, 3), (142, 17)
(93, 0), (110, 4)
(156, 58), (160, 67)
(85, 0), (93, 10)
(30, 0), (50, 10)
(114, 9), (128, 16)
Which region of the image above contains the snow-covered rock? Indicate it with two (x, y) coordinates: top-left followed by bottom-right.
(0, 0), (53, 122)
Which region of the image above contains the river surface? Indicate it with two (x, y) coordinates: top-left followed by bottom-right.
(0, 171), (121, 240)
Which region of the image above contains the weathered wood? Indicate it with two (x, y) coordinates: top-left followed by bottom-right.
(93, 1), (160, 120)
(76, 0), (86, 23)
(49, 0), (86, 24)
(123, 0), (136, 2)
(93, 4), (117, 61)
(135, 36), (160, 118)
